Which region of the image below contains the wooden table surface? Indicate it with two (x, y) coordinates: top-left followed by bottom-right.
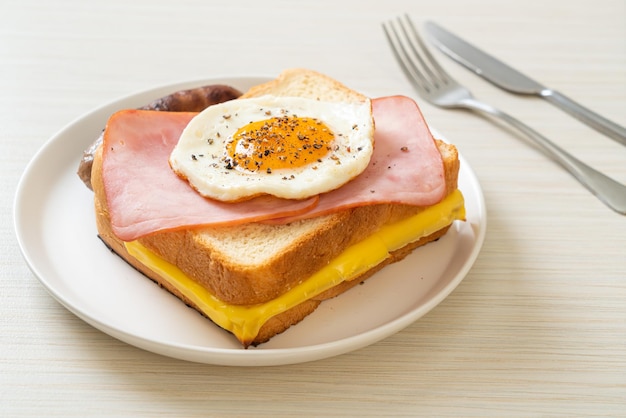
(2, 0), (625, 416)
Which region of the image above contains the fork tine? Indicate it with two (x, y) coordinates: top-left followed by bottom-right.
(383, 14), (455, 94)
(397, 15), (451, 87)
(382, 19), (431, 92)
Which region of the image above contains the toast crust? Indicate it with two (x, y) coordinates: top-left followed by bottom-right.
(240, 68), (367, 103)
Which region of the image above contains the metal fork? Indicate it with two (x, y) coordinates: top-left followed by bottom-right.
(382, 15), (626, 215)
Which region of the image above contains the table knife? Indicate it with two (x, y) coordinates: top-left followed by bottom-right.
(424, 21), (626, 145)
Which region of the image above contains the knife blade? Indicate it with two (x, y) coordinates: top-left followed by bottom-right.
(424, 21), (626, 145)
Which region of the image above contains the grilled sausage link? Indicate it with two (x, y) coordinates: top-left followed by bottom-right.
(77, 84), (242, 189)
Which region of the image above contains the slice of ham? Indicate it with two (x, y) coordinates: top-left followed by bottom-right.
(337, 95), (446, 205)
(102, 110), (318, 241)
(101, 95), (446, 241)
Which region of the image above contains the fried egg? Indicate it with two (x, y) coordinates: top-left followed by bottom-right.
(169, 95), (374, 201)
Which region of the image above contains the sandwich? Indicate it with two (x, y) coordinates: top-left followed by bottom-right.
(86, 68), (465, 347)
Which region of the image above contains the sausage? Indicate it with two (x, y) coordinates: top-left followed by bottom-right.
(137, 84), (242, 112)
(77, 84), (242, 189)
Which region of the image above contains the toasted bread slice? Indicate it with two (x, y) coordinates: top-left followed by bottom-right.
(240, 68), (367, 103)
(91, 69), (462, 346)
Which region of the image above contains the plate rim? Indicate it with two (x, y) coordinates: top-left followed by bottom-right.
(13, 76), (487, 366)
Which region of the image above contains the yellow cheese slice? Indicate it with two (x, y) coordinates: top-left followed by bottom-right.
(125, 189), (465, 343)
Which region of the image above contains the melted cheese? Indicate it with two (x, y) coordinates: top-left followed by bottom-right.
(124, 189), (465, 344)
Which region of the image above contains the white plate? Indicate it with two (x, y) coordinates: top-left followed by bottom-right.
(14, 77), (486, 366)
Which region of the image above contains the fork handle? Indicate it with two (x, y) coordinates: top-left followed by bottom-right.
(461, 98), (626, 215)
(541, 89), (626, 146)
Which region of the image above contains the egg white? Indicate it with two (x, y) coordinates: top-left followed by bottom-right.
(169, 95), (374, 201)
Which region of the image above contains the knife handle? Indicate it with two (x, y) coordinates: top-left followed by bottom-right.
(541, 89), (626, 146)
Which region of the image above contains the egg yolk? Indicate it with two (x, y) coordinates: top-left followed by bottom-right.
(226, 115), (335, 173)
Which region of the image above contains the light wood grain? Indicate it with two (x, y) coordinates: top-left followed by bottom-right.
(2, 0), (625, 416)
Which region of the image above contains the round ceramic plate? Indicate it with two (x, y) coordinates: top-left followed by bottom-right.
(14, 77), (486, 366)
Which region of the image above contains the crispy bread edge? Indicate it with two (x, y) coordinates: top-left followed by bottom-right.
(240, 68), (367, 103)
